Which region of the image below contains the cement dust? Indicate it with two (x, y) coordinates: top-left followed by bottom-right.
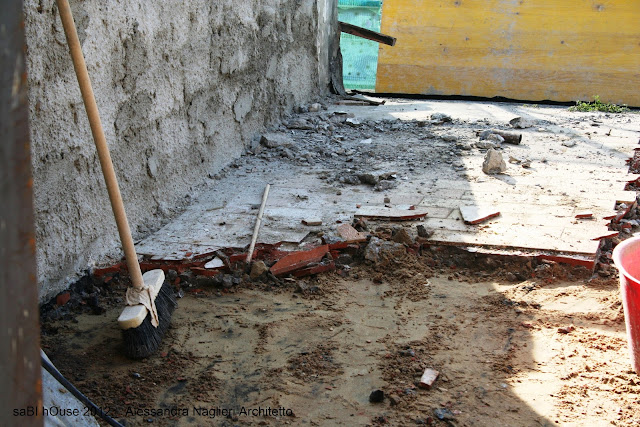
(42, 264), (639, 426)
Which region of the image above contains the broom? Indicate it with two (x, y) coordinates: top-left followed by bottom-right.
(56, 0), (176, 359)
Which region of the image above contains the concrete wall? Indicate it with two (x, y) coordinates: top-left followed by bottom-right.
(24, 0), (336, 301)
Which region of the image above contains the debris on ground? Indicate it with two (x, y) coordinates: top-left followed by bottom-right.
(482, 148), (507, 174)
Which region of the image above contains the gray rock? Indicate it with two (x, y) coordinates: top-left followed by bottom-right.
(250, 261), (269, 280)
(260, 133), (294, 148)
(308, 103), (322, 112)
(482, 149), (507, 174)
(392, 228), (414, 245)
(509, 116), (535, 129)
(441, 134), (457, 142)
(358, 173), (379, 185)
(416, 224), (434, 238)
(431, 112), (452, 123)
(375, 180), (398, 192)
(364, 237), (406, 263)
(286, 118), (313, 130)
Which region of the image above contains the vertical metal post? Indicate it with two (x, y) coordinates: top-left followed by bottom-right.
(0, 0), (44, 425)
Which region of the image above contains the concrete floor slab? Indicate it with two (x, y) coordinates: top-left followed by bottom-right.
(134, 99), (639, 266)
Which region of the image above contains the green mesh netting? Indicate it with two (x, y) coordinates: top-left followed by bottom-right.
(338, 0), (382, 91)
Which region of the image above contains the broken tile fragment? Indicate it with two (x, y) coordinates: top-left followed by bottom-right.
(459, 205), (501, 225)
(204, 257), (224, 269)
(270, 245), (329, 276)
(302, 218), (323, 226)
(575, 211), (594, 219)
(336, 224), (368, 242)
(355, 206), (429, 221)
(419, 368), (439, 389)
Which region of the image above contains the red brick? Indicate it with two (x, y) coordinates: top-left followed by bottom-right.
(537, 254), (595, 269)
(270, 245), (329, 276)
(291, 261), (336, 278)
(419, 368), (439, 389)
(56, 292), (71, 306)
(92, 263), (124, 277)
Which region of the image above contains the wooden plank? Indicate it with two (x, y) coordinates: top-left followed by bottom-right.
(0, 0), (43, 424)
(377, 0), (640, 106)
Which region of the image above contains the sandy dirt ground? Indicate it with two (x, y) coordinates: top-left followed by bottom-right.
(41, 246), (640, 427)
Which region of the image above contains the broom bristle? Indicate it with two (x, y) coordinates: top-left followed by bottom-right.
(122, 280), (177, 359)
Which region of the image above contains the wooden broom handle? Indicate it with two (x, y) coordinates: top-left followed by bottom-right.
(56, 0), (145, 290)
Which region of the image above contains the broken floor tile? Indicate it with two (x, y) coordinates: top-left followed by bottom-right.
(302, 218), (323, 226)
(270, 245), (329, 276)
(336, 223), (368, 242)
(204, 257), (225, 269)
(459, 206), (501, 225)
(355, 206), (429, 221)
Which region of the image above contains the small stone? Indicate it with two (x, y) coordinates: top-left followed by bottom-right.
(557, 325), (575, 334)
(482, 149), (507, 174)
(369, 389), (385, 403)
(360, 138), (373, 144)
(441, 134), (457, 142)
(308, 103), (321, 112)
(286, 118), (313, 130)
(521, 159), (532, 168)
(509, 116), (534, 129)
(388, 394), (401, 406)
(260, 133), (294, 148)
(384, 196), (391, 203)
(434, 408), (455, 421)
(375, 180), (397, 191)
(416, 224), (433, 238)
(250, 261), (269, 280)
(430, 112), (452, 123)
(392, 228), (414, 245)
(346, 117), (361, 127)
(475, 140), (499, 150)
(562, 140), (577, 147)
(358, 173), (378, 185)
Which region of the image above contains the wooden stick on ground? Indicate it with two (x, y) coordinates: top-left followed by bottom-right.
(246, 184), (271, 264)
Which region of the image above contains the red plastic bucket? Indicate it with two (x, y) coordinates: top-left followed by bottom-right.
(612, 237), (640, 373)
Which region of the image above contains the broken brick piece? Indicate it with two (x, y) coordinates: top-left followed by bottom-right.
(56, 292), (71, 306)
(419, 368), (439, 389)
(291, 261), (336, 278)
(575, 211), (593, 219)
(459, 205), (500, 225)
(270, 245), (329, 276)
(336, 223), (368, 242)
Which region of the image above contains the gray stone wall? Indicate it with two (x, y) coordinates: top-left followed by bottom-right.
(24, 0), (335, 301)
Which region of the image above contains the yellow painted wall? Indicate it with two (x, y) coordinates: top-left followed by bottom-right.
(376, 0), (640, 106)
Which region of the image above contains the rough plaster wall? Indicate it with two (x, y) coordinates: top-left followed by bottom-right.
(25, 0), (335, 301)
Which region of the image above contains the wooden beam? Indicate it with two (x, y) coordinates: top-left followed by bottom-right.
(0, 1), (43, 425)
(338, 21), (396, 46)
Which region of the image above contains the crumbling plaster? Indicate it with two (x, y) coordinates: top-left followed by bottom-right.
(24, 0), (336, 301)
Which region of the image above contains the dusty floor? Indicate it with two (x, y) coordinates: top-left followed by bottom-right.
(40, 98), (640, 426)
(41, 247), (640, 427)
